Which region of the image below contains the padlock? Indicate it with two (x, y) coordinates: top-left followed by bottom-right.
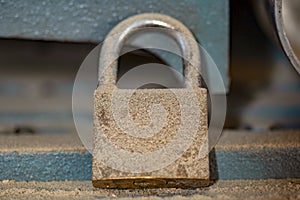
(93, 13), (209, 189)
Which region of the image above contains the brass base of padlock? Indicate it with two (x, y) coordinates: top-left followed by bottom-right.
(92, 177), (212, 189)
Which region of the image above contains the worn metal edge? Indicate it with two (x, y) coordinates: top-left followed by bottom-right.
(92, 177), (212, 189)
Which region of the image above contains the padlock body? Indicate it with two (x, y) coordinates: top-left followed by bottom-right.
(93, 86), (209, 188)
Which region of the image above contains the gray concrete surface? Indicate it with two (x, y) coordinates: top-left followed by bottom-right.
(0, 179), (299, 199)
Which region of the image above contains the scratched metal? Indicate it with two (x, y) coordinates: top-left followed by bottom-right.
(0, 0), (229, 89)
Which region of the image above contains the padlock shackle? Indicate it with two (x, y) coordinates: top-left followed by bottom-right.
(98, 13), (201, 88)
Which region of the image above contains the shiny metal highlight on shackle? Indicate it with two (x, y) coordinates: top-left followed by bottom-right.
(253, 0), (300, 75)
(98, 13), (201, 88)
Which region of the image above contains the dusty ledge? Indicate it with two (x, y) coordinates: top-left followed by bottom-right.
(0, 130), (299, 181)
(0, 179), (299, 200)
(0, 130), (299, 152)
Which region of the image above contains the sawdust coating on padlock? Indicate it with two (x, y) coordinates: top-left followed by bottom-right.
(93, 13), (210, 189)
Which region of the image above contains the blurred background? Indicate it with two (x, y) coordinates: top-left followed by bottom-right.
(0, 0), (299, 136)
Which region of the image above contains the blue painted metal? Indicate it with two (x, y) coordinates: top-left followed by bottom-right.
(0, 152), (92, 181)
(0, 148), (299, 181)
(0, 0), (229, 89)
(215, 148), (300, 180)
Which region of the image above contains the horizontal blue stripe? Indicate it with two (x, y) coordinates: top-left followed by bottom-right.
(241, 107), (300, 118)
(0, 148), (299, 181)
(0, 151), (92, 181)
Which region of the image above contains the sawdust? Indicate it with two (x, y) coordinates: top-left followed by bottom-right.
(0, 179), (299, 200)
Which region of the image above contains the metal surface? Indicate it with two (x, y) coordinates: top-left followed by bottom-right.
(0, 130), (299, 181)
(1, 148), (299, 181)
(0, 0), (229, 90)
(0, 152), (92, 181)
(98, 13), (201, 88)
(93, 13), (209, 189)
(253, 0), (300, 75)
(228, 0), (300, 130)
